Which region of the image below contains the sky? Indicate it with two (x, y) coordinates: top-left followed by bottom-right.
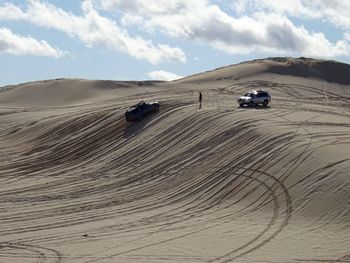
(1, 0), (350, 86)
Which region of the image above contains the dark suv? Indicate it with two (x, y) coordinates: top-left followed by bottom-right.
(237, 90), (271, 107)
(125, 101), (160, 121)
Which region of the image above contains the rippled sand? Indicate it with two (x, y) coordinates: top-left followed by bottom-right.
(0, 58), (349, 263)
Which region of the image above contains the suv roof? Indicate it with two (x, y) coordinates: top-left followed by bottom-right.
(252, 90), (269, 94)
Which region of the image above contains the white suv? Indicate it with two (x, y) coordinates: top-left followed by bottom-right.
(237, 90), (271, 107)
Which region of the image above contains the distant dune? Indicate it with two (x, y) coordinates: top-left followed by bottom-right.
(177, 57), (350, 85)
(0, 79), (163, 107)
(0, 57), (349, 263)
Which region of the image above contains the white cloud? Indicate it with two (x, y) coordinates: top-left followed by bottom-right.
(345, 32), (350, 42)
(0, 0), (187, 64)
(0, 3), (27, 20)
(231, 0), (350, 29)
(148, 70), (183, 81)
(96, 0), (350, 57)
(232, 0), (248, 15)
(0, 27), (66, 57)
(121, 13), (144, 27)
(210, 13), (350, 57)
(1, 0), (350, 61)
(98, 0), (199, 15)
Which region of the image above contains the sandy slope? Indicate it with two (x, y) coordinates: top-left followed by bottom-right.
(0, 57), (349, 263)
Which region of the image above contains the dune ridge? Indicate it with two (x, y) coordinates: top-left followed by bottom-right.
(0, 57), (349, 263)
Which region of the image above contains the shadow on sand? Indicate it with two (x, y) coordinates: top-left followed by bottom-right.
(123, 113), (159, 139)
(238, 105), (271, 110)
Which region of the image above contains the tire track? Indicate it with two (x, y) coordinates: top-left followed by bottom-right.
(0, 80), (348, 262)
(0, 242), (61, 263)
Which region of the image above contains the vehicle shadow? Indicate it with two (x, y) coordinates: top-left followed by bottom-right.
(123, 120), (147, 139)
(123, 114), (158, 139)
(238, 105), (271, 110)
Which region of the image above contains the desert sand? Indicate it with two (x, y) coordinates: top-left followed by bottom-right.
(0, 57), (349, 263)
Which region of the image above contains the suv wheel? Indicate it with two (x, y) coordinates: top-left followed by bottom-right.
(263, 100), (268, 107)
(248, 101), (254, 107)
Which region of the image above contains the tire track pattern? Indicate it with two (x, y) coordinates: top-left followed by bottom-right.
(0, 85), (349, 262)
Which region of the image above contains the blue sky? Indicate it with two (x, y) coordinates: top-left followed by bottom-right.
(1, 0), (350, 86)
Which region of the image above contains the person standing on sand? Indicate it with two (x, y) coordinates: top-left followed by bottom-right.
(199, 92), (202, 109)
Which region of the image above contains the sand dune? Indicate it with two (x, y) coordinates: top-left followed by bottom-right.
(0, 79), (163, 107)
(0, 57), (349, 263)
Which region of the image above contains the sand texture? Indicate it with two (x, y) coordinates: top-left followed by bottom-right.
(0, 57), (349, 262)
